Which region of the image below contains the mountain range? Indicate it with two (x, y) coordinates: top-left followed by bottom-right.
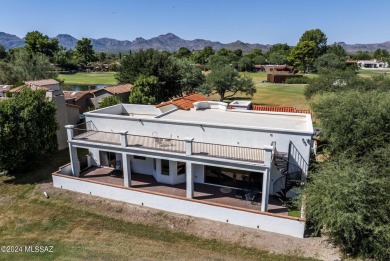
(1, 32), (390, 53)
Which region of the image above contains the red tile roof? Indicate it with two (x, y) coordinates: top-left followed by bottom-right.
(63, 91), (93, 101)
(252, 105), (311, 114)
(156, 93), (209, 110)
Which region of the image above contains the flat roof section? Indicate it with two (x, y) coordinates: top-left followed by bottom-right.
(160, 109), (312, 132)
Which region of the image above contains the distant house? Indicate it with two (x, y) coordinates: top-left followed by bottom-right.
(356, 59), (388, 69)
(156, 93), (209, 110)
(267, 74), (303, 83)
(7, 79), (79, 150)
(0, 85), (10, 97)
(63, 91), (95, 113)
(90, 84), (132, 108)
(9, 79), (60, 94)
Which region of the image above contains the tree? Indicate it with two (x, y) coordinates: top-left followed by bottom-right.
(0, 45), (6, 60)
(352, 51), (372, 60)
(327, 44), (347, 58)
(190, 46), (214, 65)
(233, 49), (242, 57)
(266, 43), (291, 56)
(304, 156), (389, 260)
(238, 56), (253, 72)
(311, 90), (390, 156)
(116, 49), (182, 102)
(206, 55), (231, 70)
(99, 95), (121, 108)
(315, 53), (346, 71)
(174, 58), (205, 94)
(0, 88), (58, 172)
(252, 55), (267, 65)
(288, 41), (317, 72)
(202, 65), (256, 101)
(174, 47), (192, 59)
(267, 53), (288, 65)
(75, 38), (95, 66)
(299, 28), (327, 56)
(128, 75), (159, 104)
(5, 48), (58, 84)
(246, 48), (263, 60)
(54, 46), (77, 71)
(373, 48), (390, 61)
(25, 31), (59, 57)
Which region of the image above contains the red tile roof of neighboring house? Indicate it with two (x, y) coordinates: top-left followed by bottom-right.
(92, 84), (133, 95)
(63, 91), (93, 101)
(252, 105), (311, 114)
(25, 79), (59, 86)
(156, 93), (209, 110)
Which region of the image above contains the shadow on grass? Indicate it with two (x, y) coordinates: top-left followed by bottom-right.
(4, 149), (70, 185)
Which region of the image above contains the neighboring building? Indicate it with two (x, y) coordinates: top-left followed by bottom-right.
(63, 91), (95, 113)
(53, 101), (314, 238)
(267, 74), (303, 83)
(0, 85), (10, 97)
(46, 90), (80, 150)
(9, 79), (60, 94)
(156, 93), (209, 110)
(90, 84), (132, 108)
(356, 59), (388, 69)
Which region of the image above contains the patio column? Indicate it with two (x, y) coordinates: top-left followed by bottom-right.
(261, 169), (270, 212)
(119, 131), (128, 147)
(261, 145), (273, 212)
(65, 125), (80, 177)
(184, 137), (194, 155)
(186, 162), (194, 199)
(122, 153), (131, 187)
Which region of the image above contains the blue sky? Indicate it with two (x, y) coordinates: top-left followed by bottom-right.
(1, 0), (389, 45)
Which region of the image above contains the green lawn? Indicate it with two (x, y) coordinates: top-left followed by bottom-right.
(0, 150), (317, 260)
(357, 69), (390, 78)
(59, 72), (118, 85)
(209, 83), (308, 110)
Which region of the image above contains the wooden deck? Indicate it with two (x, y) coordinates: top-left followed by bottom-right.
(80, 167), (288, 215)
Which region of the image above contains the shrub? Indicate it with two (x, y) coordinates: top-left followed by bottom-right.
(285, 76), (311, 84)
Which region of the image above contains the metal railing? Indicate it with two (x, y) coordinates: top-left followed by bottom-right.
(192, 141), (264, 163)
(74, 130), (121, 145)
(126, 134), (186, 153)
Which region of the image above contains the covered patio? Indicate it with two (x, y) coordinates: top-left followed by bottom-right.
(79, 166), (288, 215)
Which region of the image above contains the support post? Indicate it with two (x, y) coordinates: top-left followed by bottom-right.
(122, 153), (131, 187)
(65, 125), (80, 177)
(261, 169), (270, 212)
(119, 131), (128, 147)
(261, 145), (273, 212)
(184, 137), (194, 156)
(186, 162), (194, 199)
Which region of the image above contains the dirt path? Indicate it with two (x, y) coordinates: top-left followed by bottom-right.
(39, 183), (341, 261)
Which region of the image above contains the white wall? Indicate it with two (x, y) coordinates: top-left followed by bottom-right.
(86, 115), (312, 164)
(53, 175), (305, 238)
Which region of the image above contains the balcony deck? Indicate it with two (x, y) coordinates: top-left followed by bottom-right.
(73, 130), (264, 163)
(78, 166), (288, 215)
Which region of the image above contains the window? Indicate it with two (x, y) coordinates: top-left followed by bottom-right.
(100, 151), (116, 168)
(177, 162), (186, 175)
(161, 160), (170, 175)
(134, 156), (146, 160)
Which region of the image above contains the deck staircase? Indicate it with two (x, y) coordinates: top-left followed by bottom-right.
(272, 142), (306, 202)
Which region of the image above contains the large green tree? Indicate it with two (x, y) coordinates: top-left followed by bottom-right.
(75, 38), (95, 66)
(0, 88), (58, 172)
(288, 41), (317, 72)
(299, 28), (327, 57)
(25, 31), (59, 57)
(201, 65), (256, 101)
(174, 58), (205, 94)
(128, 75), (159, 104)
(116, 49), (182, 102)
(0, 48), (57, 84)
(326, 44), (347, 58)
(315, 53), (346, 71)
(0, 44), (6, 60)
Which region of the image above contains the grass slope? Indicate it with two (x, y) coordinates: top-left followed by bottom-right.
(0, 150), (317, 260)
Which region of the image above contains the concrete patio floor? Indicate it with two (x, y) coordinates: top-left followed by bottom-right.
(80, 166), (288, 215)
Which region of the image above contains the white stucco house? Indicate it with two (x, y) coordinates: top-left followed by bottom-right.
(53, 101), (314, 237)
(357, 59), (388, 69)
